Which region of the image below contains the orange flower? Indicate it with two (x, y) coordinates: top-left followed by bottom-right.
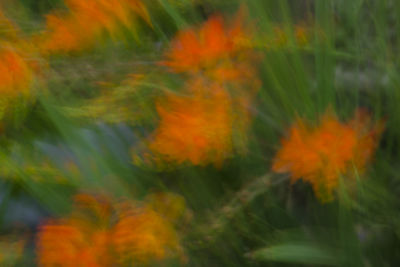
(40, 0), (150, 53)
(112, 205), (182, 265)
(0, 47), (33, 97)
(40, 15), (82, 54)
(37, 195), (113, 267)
(162, 11), (247, 73)
(36, 193), (184, 266)
(148, 80), (233, 166)
(272, 110), (383, 202)
(37, 221), (110, 267)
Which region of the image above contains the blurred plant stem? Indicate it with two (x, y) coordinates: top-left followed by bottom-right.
(193, 173), (288, 245)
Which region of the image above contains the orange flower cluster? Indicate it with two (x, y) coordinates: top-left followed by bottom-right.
(37, 193), (185, 267)
(40, 0), (150, 53)
(149, 79), (233, 166)
(145, 9), (260, 167)
(272, 110), (383, 202)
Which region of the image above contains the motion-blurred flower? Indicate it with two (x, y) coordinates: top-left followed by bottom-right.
(0, 43), (42, 127)
(0, 7), (46, 128)
(0, 48), (33, 98)
(112, 204), (184, 265)
(37, 193), (185, 266)
(272, 109), (383, 202)
(161, 8), (250, 77)
(39, 0), (151, 53)
(37, 195), (112, 267)
(148, 79), (233, 166)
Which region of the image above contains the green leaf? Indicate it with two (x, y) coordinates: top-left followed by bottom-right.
(248, 243), (340, 266)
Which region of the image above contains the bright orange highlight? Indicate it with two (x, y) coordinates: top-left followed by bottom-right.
(40, 0), (150, 53)
(272, 110), (383, 202)
(149, 80), (233, 166)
